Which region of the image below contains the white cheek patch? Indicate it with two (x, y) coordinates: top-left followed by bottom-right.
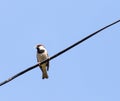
(39, 46), (45, 50)
(38, 47), (41, 50)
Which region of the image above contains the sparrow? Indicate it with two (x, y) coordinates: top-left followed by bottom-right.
(36, 44), (49, 79)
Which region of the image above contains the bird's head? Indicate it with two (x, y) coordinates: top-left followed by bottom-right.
(36, 44), (46, 53)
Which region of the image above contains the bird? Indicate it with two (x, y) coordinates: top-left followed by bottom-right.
(36, 44), (49, 79)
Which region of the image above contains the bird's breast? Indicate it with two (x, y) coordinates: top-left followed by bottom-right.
(37, 53), (48, 62)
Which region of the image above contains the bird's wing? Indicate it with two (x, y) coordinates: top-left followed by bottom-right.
(47, 54), (49, 71)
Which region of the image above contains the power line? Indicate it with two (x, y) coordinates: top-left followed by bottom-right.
(0, 19), (120, 86)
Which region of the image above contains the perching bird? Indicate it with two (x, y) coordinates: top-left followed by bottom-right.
(36, 44), (49, 79)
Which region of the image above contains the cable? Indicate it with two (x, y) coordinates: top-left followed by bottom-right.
(0, 19), (120, 86)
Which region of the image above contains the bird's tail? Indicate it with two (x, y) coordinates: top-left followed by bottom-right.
(40, 66), (48, 79)
(42, 72), (48, 79)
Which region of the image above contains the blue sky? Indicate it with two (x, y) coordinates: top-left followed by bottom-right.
(0, 0), (120, 101)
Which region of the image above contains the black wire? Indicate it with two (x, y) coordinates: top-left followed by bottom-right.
(0, 19), (120, 86)
(50, 19), (120, 60)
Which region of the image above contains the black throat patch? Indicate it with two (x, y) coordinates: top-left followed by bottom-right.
(37, 48), (45, 53)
